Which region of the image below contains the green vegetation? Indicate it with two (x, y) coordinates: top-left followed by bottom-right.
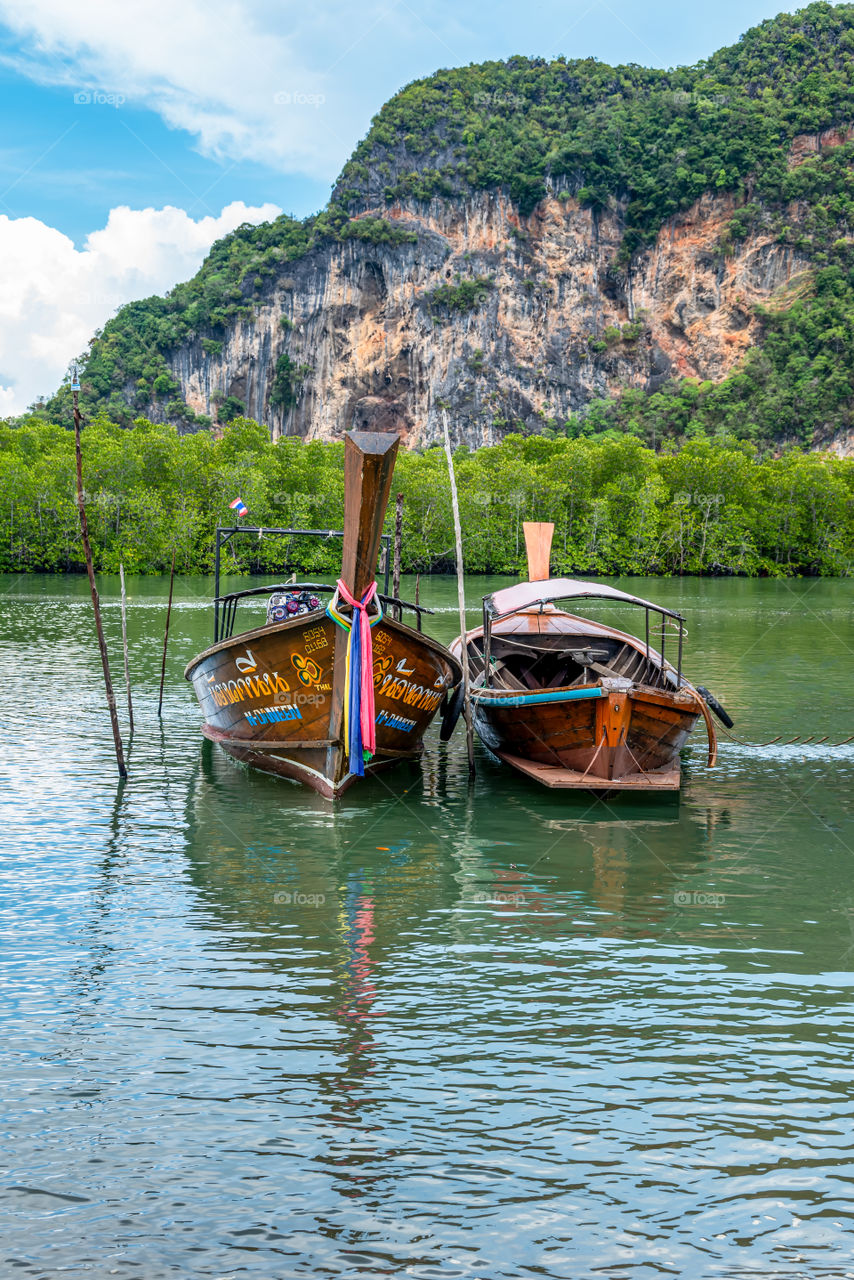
(270, 353), (312, 410)
(2, 418), (849, 576)
(339, 216), (418, 245)
(216, 396), (245, 424)
(18, 3), (854, 449)
(339, 1), (854, 245)
(427, 277), (494, 313)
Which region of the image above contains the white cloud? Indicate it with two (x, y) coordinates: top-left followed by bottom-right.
(0, 0), (401, 176)
(0, 200), (281, 414)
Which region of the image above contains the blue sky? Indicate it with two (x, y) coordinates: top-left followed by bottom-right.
(0, 0), (790, 241)
(0, 0), (798, 411)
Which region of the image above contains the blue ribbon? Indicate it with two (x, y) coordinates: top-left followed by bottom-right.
(348, 607), (364, 775)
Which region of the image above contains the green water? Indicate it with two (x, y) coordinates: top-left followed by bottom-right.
(2, 572), (853, 1279)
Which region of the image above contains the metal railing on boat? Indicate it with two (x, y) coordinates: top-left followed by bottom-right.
(215, 581), (433, 642)
(212, 523), (398, 642)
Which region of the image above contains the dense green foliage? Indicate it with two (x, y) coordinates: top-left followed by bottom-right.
(270, 354), (312, 410)
(21, 4), (854, 450)
(339, 216), (418, 245)
(340, 3), (854, 236)
(427, 277), (494, 313)
(2, 418), (849, 576)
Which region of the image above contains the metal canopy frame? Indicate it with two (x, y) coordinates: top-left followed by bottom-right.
(213, 524), (393, 643)
(216, 580), (432, 642)
(482, 589), (686, 690)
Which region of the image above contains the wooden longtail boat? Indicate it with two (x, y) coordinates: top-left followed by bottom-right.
(447, 522), (729, 792)
(185, 431), (462, 799)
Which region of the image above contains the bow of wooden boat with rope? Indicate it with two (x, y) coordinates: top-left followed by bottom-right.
(184, 431), (462, 799)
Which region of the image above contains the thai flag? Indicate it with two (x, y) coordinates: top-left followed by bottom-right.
(229, 497), (248, 517)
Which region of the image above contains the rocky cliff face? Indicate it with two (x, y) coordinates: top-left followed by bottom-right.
(163, 187), (809, 449)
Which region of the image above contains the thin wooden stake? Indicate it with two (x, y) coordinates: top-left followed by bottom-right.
(72, 376), (127, 778)
(392, 491), (403, 620)
(157, 548), (176, 717)
(119, 562), (134, 737)
(442, 410), (475, 778)
(414, 573), (420, 606)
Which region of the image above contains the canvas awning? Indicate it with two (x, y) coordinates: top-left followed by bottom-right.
(484, 577), (683, 621)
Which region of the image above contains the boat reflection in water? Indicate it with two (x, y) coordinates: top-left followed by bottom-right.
(180, 740), (738, 1025)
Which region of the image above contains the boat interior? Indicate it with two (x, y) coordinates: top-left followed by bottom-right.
(466, 620), (673, 693)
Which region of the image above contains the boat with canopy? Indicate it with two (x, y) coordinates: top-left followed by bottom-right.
(447, 522), (731, 791)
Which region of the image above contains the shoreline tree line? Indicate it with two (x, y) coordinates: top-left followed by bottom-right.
(0, 417), (850, 578)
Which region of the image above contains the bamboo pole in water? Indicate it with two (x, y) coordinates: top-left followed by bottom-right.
(157, 548), (176, 718)
(442, 410), (475, 778)
(119, 562), (134, 737)
(392, 492), (403, 620)
(72, 374), (127, 778)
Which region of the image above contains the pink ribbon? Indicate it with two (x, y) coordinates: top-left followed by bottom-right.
(336, 578), (378, 755)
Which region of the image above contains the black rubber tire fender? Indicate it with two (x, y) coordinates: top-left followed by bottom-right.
(439, 682), (465, 741)
(696, 685), (734, 729)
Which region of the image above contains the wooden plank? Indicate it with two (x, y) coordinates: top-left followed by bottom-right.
(523, 522), (553, 581)
(629, 687), (696, 713)
(329, 430), (400, 786)
(498, 752), (682, 791)
(340, 431), (400, 599)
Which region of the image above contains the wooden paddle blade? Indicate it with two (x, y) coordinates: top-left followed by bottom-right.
(523, 522), (554, 582)
(341, 431), (400, 598)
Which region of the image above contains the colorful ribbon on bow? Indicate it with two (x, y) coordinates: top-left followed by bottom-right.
(327, 579), (383, 776)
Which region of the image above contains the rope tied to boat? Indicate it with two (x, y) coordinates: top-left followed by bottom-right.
(327, 579), (383, 776)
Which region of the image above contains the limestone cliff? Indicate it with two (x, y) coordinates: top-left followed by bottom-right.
(167, 188), (808, 448)
(59, 7), (854, 452)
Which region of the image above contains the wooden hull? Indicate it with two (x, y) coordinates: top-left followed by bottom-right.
(452, 604), (704, 793)
(186, 610), (461, 798)
(472, 682), (698, 791)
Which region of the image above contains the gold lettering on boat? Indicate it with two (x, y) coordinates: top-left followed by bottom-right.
(303, 625), (329, 655)
(209, 670), (291, 708)
(373, 655), (393, 684)
(377, 673), (442, 712)
(372, 629), (391, 655)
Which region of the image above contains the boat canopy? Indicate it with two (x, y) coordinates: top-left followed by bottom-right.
(484, 577), (683, 622)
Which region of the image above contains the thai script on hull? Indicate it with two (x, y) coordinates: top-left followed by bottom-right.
(377, 673), (443, 712)
(209, 671), (290, 708)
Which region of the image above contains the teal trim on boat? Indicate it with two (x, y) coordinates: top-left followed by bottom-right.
(473, 686), (606, 709)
